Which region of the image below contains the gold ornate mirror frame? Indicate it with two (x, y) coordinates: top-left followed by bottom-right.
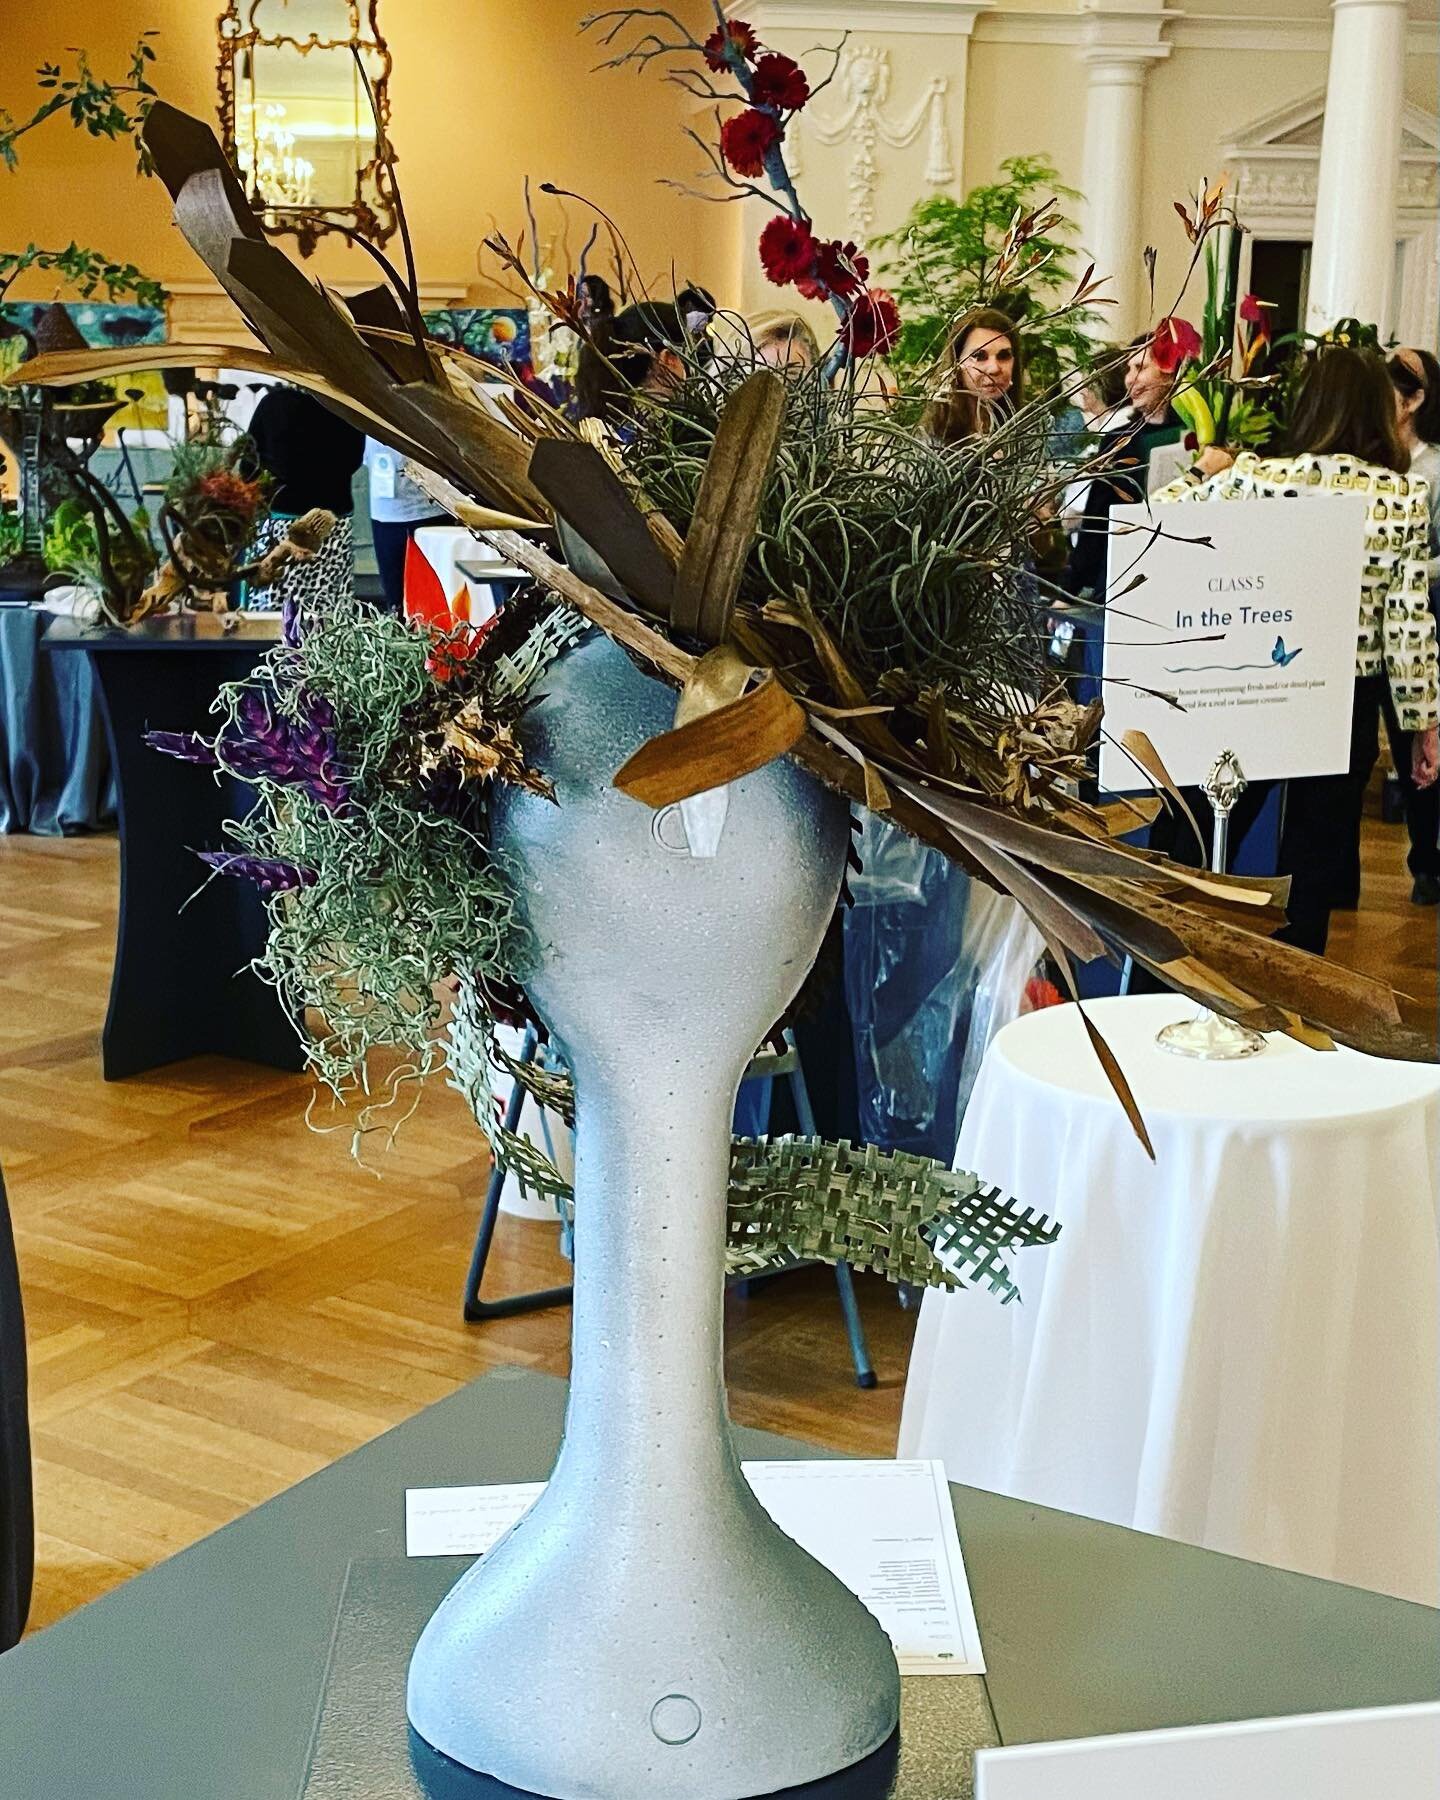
(216, 1), (397, 257)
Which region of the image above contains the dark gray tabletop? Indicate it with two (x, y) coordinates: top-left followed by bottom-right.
(0, 1368), (1433, 1799)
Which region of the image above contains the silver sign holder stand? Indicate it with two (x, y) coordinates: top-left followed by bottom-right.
(1156, 747), (1268, 1061)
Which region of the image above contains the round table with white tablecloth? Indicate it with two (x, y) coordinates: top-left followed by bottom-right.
(899, 993), (1440, 1604)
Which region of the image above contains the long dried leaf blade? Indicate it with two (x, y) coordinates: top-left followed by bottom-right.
(886, 769), (1270, 909)
(672, 370), (786, 641)
(528, 440), (676, 616)
(1120, 729), (1206, 857)
(613, 676), (806, 807)
(1029, 938), (1155, 1161)
(1077, 1004), (1156, 1160)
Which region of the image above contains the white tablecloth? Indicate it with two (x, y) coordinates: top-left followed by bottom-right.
(899, 993), (1440, 1603)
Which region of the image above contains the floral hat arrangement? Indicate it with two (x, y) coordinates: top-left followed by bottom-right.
(12, 6), (1432, 1297)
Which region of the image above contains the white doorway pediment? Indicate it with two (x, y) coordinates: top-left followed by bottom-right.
(1224, 89), (1438, 218)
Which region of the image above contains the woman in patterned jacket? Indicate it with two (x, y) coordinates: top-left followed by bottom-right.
(1147, 346), (1438, 954)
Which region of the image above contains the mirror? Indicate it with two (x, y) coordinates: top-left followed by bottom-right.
(217, 1), (396, 256)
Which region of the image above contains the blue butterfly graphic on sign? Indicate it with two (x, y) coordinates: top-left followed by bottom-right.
(1271, 636), (1303, 667)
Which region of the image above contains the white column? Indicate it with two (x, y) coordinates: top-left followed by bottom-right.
(1080, 58), (1151, 335)
(1076, 5), (1173, 337)
(1306, 0), (1408, 334)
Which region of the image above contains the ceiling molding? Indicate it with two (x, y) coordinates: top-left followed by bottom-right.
(974, 7), (1439, 54)
(740, 1), (994, 36)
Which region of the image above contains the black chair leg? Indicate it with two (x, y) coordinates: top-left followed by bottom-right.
(461, 1026), (573, 1323)
(0, 1167), (33, 1649)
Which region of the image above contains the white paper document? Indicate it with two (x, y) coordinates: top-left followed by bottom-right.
(974, 1702), (1440, 1800)
(405, 1458), (984, 1676)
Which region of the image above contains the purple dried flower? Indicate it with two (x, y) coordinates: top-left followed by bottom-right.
(145, 730), (219, 766)
(281, 596), (304, 648)
(197, 850), (316, 894)
(218, 685), (351, 813)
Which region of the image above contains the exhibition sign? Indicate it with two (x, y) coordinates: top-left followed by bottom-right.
(1097, 494), (1367, 793)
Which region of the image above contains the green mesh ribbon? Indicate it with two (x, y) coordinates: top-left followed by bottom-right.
(727, 1137), (1057, 1303)
(446, 993), (1057, 1303)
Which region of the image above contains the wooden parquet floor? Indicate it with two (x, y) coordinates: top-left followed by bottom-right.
(1, 801), (1435, 1638)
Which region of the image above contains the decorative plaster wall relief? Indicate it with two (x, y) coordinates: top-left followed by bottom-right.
(790, 45), (953, 240)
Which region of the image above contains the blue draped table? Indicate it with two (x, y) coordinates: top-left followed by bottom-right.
(0, 604), (115, 835)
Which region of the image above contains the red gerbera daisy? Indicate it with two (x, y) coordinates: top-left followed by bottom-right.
(758, 215), (816, 287)
(841, 288), (901, 360)
(703, 20), (759, 72)
(797, 238), (869, 301)
(720, 107), (781, 178)
(749, 52), (810, 112)
(1150, 315), (1202, 373)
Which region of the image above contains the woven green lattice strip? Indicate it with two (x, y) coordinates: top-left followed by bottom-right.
(726, 1137), (1059, 1302)
(448, 1002), (1060, 1302)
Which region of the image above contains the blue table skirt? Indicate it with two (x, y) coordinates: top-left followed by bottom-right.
(0, 607), (116, 835)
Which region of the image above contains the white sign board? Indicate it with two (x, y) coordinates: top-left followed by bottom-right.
(975, 1702), (1440, 1800)
(1097, 494), (1366, 793)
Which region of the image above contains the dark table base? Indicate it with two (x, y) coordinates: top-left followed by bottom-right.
(88, 643), (305, 1079)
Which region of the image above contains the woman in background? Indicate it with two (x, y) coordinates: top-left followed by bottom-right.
(748, 309), (820, 371)
(245, 384), (363, 608)
(923, 306), (1022, 445)
(1148, 346), (1439, 951)
(1387, 347), (1440, 899)
(1389, 348), (1440, 573)
(575, 297), (711, 433)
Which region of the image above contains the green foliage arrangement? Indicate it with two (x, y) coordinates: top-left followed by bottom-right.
(0, 245), (165, 310)
(873, 156), (1096, 396)
(0, 35), (163, 308)
(40, 494), (98, 573)
(625, 355), (1059, 716)
(0, 35), (157, 172)
(192, 594), (582, 1140)
(41, 491), (154, 594)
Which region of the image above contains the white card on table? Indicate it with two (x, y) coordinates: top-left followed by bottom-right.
(1098, 493), (1366, 791)
(974, 1703), (1440, 1800)
(405, 1458), (984, 1676)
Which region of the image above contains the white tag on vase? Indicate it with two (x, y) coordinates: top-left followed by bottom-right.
(679, 784), (730, 858)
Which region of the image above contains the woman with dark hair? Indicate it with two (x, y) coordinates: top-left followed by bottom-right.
(575, 297), (708, 432)
(1386, 347), (1440, 898)
(923, 306), (1023, 444)
(1146, 346), (1439, 949)
(1389, 347), (1440, 569)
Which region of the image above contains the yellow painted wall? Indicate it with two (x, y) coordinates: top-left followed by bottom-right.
(1, 5), (1434, 336)
(0, 1), (729, 306)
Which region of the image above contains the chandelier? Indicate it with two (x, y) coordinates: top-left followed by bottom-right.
(236, 102), (314, 209)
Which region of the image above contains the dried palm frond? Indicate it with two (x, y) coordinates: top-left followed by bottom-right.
(9, 97), (1432, 1146)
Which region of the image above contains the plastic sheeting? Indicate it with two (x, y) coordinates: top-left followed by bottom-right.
(844, 814), (1043, 1166)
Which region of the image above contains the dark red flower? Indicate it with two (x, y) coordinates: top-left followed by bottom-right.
(703, 20), (759, 72)
(720, 107), (781, 178)
(196, 468), (265, 522)
(797, 238), (869, 301)
(1238, 291), (1272, 340)
(841, 288), (901, 360)
(749, 52), (810, 112)
(1150, 315), (1202, 373)
(758, 215), (816, 286)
